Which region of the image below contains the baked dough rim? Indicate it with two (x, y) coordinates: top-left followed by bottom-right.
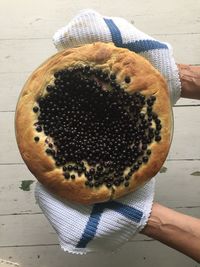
(15, 42), (172, 204)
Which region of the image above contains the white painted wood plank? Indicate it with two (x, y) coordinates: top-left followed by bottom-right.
(0, 241), (197, 267)
(168, 106), (200, 160)
(154, 160), (200, 208)
(154, 34), (200, 64)
(0, 214), (56, 247)
(0, 39), (56, 74)
(0, 34), (199, 75)
(0, 165), (38, 215)
(0, 73), (29, 112)
(0, 113), (21, 164)
(1, 72), (200, 112)
(0, 0), (199, 39)
(1, 207), (199, 245)
(0, 107), (199, 164)
(175, 98), (200, 106)
(0, 160), (200, 215)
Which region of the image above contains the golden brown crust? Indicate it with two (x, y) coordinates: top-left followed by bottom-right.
(15, 42), (172, 204)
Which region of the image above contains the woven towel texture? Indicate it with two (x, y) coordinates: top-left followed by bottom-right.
(35, 179), (155, 254)
(53, 9), (181, 105)
(35, 9), (180, 254)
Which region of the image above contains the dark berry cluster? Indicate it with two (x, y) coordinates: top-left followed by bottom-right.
(33, 66), (162, 189)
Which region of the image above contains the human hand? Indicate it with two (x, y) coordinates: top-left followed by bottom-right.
(178, 64), (200, 100)
(35, 9), (179, 254)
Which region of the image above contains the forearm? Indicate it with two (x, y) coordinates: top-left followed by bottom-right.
(141, 203), (200, 262)
(178, 64), (200, 100)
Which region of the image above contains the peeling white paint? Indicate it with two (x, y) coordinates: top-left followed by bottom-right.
(0, 259), (19, 267)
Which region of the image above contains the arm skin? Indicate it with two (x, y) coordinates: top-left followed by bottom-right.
(178, 64), (200, 100)
(141, 203), (200, 263)
(141, 65), (200, 263)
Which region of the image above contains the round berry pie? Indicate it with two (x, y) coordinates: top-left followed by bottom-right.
(15, 42), (172, 204)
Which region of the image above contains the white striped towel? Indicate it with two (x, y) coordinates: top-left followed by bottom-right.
(35, 9), (179, 255)
(53, 9), (181, 105)
(35, 179), (155, 255)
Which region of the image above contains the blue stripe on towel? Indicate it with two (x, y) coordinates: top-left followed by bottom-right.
(105, 201), (143, 223)
(104, 18), (167, 53)
(103, 18), (123, 45)
(76, 201), (143, 248)
(76, 204), (104, 248)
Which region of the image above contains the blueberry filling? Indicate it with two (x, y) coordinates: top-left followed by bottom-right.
(33, 66), (162, 188)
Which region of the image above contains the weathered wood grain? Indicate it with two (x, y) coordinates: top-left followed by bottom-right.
(0, 0), (199, 39)
(0, 207), (199, 266)
(0, 241), (197, 267)
(0, 160), (200, 215)
(176, 98), (200, 106)
(0, 34), (199, 76)
(168, 106), (200, 160)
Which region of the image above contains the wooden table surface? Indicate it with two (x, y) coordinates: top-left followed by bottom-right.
(0, 0), (200, 266)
